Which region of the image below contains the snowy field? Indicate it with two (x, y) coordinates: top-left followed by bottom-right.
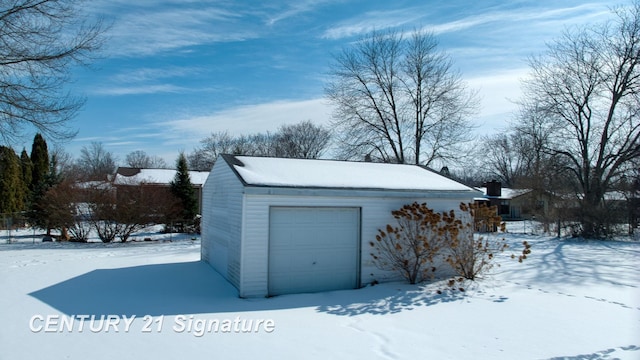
(0, 224), (638, 360)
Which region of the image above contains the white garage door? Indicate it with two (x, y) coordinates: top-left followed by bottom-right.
(268, 207), (360, 296)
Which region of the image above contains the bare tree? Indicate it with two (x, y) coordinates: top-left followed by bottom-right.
(49, 145), (76, 178)
(481, 133), (527, 188)
(113, 183), (180, 242)
(326, 29), (477, 166)
(76, 141), (117, 181)
(519, 1), (640, 237)
(403, 31), (478, 166)
(233, 133), (276, 157)
(85, 183), (119, 243)
(39, 178), (76, 240)
(482, 107), (562, 190)
(188, 131), (237, 171)
(188, 120), (331, 170)
(125, 150), (167, 168)
(0, 0), (105, 143)
(274, 120), (331, 159)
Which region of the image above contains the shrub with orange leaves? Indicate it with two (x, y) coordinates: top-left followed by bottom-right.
(443, 202), (531, 280)
(369, 202), (448, 284)
(371, 202), (532, 284)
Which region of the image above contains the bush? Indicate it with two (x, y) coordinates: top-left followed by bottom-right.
(443, 203), (531, 280)
(67, 220), (91, 242)
(370, 202), (532, 284)
(369, 202), (448, 284)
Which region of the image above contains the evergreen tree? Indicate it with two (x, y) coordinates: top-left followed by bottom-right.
(29, 133), (51, 231)
(30, 133), (49, 193)
(0, 146), (24, 215)
(39, 155), (72, 240)
(20, 149), (32, 210)
(170, 152), (198, 223)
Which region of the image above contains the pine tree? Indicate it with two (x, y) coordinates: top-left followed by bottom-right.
(0, 146), (24, 215)
(170, 152), (198, 223)
(19, 149), (32, 212)
(30, 133), (49, 193)
(29, 133), (51, 232)
(40, 157), (72, 240)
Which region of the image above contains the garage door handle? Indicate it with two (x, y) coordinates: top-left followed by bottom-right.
(312, 261), (316, 265)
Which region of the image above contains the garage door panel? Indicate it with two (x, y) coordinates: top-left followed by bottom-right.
(270, 250), (357, 273)
(268, 207), (360, 296)
(269, 272), (357, 295)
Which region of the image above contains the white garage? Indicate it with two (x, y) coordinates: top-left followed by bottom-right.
(201, 155), (480, 298)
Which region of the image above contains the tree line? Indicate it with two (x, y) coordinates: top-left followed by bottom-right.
(0, 0), (638, 238)
(321, 3), (639, 237)
(0, 119), (332, 241)
(474, 3), (640, 237)
(0, 134), (198, 242)
(187, 120), (331, 171)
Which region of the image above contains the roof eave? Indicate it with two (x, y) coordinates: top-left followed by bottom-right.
(243, 184), (482, 199)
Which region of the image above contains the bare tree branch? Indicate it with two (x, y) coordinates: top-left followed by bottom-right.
(0, 0), (106, 144)
(517, 1), (640, 237)
(326, 28), (477, 166)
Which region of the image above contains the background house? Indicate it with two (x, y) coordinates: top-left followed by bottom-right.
(604, 190), (640, 234)
(113, 167), (209, 214)
(476, 180), (552, 220)
(201, 155), (481, 297)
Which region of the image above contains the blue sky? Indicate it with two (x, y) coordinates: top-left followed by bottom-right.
(39, 0), (628, 164)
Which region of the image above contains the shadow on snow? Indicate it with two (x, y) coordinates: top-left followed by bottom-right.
(501, 237), (640, 289)
(29, 261), (469, 317)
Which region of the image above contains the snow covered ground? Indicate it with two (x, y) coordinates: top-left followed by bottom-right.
(1, 224), (638, 360)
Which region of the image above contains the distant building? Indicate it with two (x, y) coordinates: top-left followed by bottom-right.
(113, 167), (209, 214)
(476, 180), (551, 220)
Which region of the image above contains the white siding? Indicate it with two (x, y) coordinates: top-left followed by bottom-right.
(239, 193), (472, 297)
(201, 160), (244, 290)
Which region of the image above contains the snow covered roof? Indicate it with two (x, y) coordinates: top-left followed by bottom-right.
(113, 168), (209, 186)
(222, 155), (477, 192)
(74, 180), (112, 190)
(476, 187), (532, 199)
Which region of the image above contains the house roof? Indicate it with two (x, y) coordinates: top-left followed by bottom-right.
(113, 167), (209, 186)
(221, 155), (477, 192)
(476, 187), (532, 199)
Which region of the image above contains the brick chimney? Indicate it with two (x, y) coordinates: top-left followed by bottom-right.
(485, 180), (502, 197)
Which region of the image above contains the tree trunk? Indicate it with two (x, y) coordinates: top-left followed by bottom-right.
(580, 189), (605, 238)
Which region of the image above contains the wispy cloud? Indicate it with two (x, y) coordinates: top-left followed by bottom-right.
(91, 84), (188, 96)
(89, 65), (205, 96)
(321, 8), (424, 39)
(94, 2), (258, 57)
(466, 68), (528, 117)
(109, 66), (203, 83)
(104, 141), (138, 147)
(265, 0), (337, 26)
(93, 0), (353, 57)
(322, 3), (610, 40)
(427, 3), (608, 35)
(155, 98), (333, 146)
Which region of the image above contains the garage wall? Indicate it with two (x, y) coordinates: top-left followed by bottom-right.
(239, 193), (472, 297)
(201, 160), (244, 290)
